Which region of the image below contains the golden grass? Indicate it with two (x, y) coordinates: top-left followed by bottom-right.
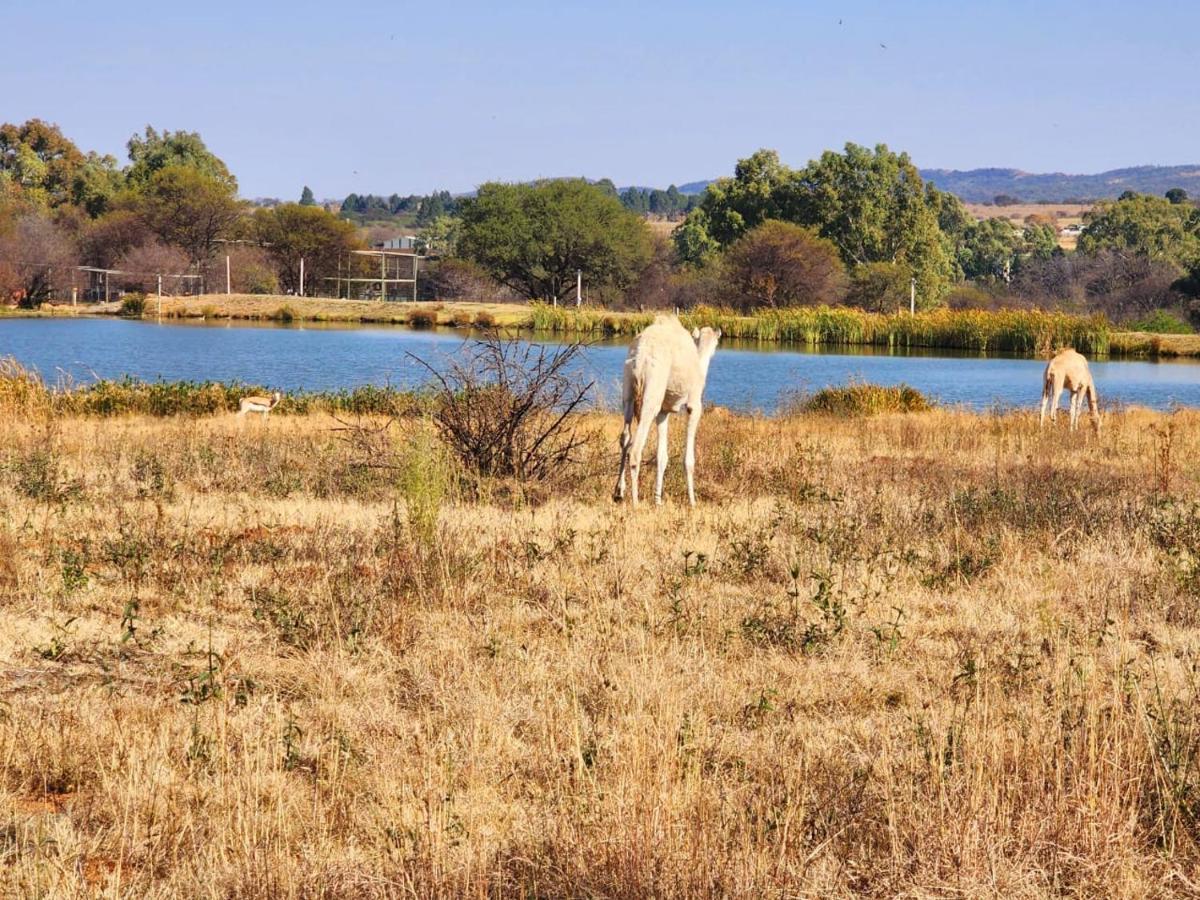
(142, 294), (530, 328)
(2, 402), (1200, 895)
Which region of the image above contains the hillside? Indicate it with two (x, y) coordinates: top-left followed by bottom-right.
(672, 165), (1200, 203)
(919, 165), (1200, 202)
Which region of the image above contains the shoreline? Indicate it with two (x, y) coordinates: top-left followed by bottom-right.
(6, 294), (1200, 359)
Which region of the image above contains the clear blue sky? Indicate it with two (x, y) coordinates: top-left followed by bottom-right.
(7, 0), (1198, 199)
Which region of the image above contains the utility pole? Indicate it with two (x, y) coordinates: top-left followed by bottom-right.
(226, 255), (231, 294)
(157, 275), (162, 318)
(910, 276), (916, 316)
(576, 269), (582, 307)
(299, 257), (305, 297)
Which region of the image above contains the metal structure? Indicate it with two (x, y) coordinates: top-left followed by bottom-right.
(332, 249), (425, 301)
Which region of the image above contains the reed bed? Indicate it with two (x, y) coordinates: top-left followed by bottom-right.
(1, 402), (1199, 896)
(787, 382), (934, 416)
(530, 303), (1112, 355)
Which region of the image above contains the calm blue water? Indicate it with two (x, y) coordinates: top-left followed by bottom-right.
(3, 317), (1200, 413)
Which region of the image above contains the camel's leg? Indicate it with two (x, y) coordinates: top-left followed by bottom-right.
(684, 406), (702, 507)
(613, 406), (635, 502)
(1050, 377), (1065, 424)
(1039, 381), (1051, 427)
(629, 373), (667, 508)
(627, 408), (656, 509)
(653, 411), (670, 505)
(1069, 388), (1081, 431)
(1087, 383), (1101, 432)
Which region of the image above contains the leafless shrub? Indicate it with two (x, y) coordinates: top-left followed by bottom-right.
(409, 333), (595, 481)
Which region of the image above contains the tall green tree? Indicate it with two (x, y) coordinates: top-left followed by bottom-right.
(125, 126), (236, 190)
(1078, 194), (1200, 266)
(137, 165), (242, 273)
(457, 179), (652, 302)
(786, 143), (953, 304)
(299, 185), (316, 206)
(0, 119), (86, 208)
(674, 144), (954, 303)
(253, 203), (360, 294)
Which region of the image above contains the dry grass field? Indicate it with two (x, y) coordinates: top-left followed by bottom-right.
(3, 392), (1200, 896)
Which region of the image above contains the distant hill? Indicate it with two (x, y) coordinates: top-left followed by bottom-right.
(667, 166), (1200, 203)
(919, 166), (1200, 203)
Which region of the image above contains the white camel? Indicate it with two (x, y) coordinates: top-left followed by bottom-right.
(613, 316), (722, 507)
(238, 391), (282, 420)
(1039, 348), (1099, 431)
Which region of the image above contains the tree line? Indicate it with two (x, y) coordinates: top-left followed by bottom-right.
(0, 120), (364, 303)
(5, 119), (1199, 329)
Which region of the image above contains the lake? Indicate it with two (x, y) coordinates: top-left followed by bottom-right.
(4, 317), (1200, 413)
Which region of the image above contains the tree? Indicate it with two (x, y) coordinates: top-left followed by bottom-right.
(684, 149), (796, 248)
(1078, 194), (1200, 267)
(846, 261), (913, 313)
(1166, 188), (1190, 205)
(787, 143), (954, 303)
(457, 179), (653, 302)
(252, 203), (360, 294)
(672, 212), (721, 266)
(299, 186), (316, 206)
(675, 144), (954, 302)
(957, 218), (1021, 283)
(125, 126), (236, 190)
(137, 166), (243, 275)
(723, 220), (846, 310)
(0, 119), (85, 208)
(71, 152), (123, 217)
(0, 212), (78, 305)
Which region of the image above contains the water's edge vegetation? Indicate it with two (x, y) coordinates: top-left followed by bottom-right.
(13, 294), (1200, 357)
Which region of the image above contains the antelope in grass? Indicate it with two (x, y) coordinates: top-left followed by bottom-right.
(238, 391), (282, 420)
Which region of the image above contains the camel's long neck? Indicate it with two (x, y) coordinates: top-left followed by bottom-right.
(695, 347), (716, 393)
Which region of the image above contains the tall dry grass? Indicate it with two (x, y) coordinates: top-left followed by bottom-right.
(1, 394), (1199, 895)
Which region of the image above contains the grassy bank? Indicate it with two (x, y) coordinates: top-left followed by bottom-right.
(0, 360), (427, 418)
(137, 294), (527, 328)
(2, 385), (1200, 894)
(13, 293), (1200, 358)
(532, 303), (1115, 356)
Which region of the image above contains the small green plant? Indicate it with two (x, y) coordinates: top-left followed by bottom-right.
(131, 449), (175, 500)
(33, 616), (78, 661)
(180, 637), (224, 705)
(118, 293), (147, 317)
(13, 448), (82, 503)
(1128, 309), (1193, 335)
(282, 715), (304, 771)
(870, 606), (906, 654)
(60, 546), (89, 593)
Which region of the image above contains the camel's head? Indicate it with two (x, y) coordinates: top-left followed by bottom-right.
(692, 326), (722, 359)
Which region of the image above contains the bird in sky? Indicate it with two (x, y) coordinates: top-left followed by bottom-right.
(880, 43), (887, 49)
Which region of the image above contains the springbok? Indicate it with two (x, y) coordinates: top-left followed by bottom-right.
(614, 316), (721, 507)
(1040, 349), (1099, 432)
(238, 391), (282, 420)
